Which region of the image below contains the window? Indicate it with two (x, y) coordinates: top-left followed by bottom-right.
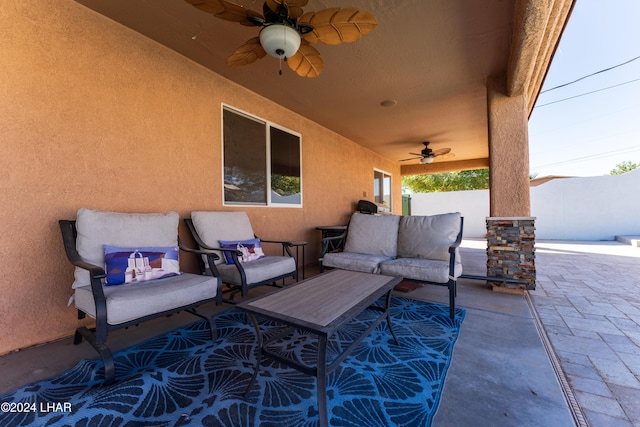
(223, 105), (301, 207)
(374, 169), (392, 209)
(270, 126), (301, 205)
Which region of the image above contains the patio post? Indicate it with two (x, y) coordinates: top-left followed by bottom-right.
(485, 75), (536, 292)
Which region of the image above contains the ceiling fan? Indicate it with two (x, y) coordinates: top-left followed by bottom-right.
(400, 142), (452, 164)
(184, 0), (377, 78)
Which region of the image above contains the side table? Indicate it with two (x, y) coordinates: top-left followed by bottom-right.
(284, 241), (308, 280)
(315, 225), (347, 253)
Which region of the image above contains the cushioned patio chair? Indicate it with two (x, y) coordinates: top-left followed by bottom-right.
(185, 211), (298, 302)
(60, 209), (222, 384)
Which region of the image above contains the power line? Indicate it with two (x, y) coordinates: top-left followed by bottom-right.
(531, 145), (640, 170)
(535, 78), (640, 108)
(541, 55), (640, 93)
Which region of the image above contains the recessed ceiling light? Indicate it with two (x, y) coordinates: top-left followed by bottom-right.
(380, 100), (397, 107)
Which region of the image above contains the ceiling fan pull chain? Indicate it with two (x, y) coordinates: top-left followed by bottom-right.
(279, 56), (283, 75)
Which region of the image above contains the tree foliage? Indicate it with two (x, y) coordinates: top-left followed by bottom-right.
(402, 168), (490, 193)
(610, 161), (639, 175)
(271, 174), (300, 196)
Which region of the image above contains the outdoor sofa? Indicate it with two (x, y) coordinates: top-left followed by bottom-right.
(320, 212), (463, 318)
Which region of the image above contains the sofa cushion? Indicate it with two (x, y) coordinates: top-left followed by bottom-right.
(379, 258), (463, 283)
(74, 273), (218, 325)
(397, 213), (462, 261)
(323, 252), (394, 274)
(344, 213), (400, 257)
(73, 209), (180, 289)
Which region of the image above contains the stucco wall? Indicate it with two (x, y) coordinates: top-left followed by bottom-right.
(0, 0), (401, 354)
(410, 169), (640, 240)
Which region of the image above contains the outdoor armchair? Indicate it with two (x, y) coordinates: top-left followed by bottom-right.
(185, 211), (298, 302)
(59, 209), (222, 383)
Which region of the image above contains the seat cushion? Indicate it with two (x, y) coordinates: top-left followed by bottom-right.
(343, 213), (400, 257)
(323, 251), (394, 274)
(397, 213), (462, 261)
(73, 209), (180, 289)
(216, 256), (296, 286)
(379, 258), (462, 283)
(190, 211), (255, 265)
(74, 273), (218, 325)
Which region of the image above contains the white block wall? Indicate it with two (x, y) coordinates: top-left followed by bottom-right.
(409, 168), (640, 240)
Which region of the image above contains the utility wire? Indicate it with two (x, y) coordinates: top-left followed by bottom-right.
(532, 145), (640, 170)
(535, 78), (640, 108)
(532, 56), (640, 170)
(541, 55), (640, 93)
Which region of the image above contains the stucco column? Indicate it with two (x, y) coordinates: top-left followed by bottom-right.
(486, 75), (535, 292)
(487, 75), (531, 216)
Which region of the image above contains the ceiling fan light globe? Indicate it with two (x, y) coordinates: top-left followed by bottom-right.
(420, 156), (435, 164)
(259, 24), (301, 59)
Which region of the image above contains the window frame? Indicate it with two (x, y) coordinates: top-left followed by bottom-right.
(373, 168), (392, 210)
(221, 104), (302, 208)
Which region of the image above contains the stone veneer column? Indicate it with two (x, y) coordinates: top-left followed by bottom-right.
(486, 217), (536, 293)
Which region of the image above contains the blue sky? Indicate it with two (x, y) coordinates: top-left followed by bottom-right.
(528, 0), (640, 177)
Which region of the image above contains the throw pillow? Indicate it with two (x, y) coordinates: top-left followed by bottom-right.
(218, 238), (264, 264)
(104, 245), (181, 285)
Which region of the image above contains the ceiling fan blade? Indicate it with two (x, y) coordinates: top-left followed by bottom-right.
(287, 43), (324, 78)
(226, 37), (267, 67)
(399, 156), (422, 162)
(409, 152), (422, 156)
(265, 0), (308, 19)
(185, 0), (262, 26)
(434, 152), (455, 161)
(433, 148), (452, 156)
(299, 7), (377, 45)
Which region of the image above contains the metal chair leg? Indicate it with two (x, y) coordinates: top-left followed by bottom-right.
(76, 326), (115, 384)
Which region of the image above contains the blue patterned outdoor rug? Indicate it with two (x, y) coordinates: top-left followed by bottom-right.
(0, 297), (464, 427)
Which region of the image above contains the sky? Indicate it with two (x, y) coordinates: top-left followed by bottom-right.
(528, 0), (640, 177)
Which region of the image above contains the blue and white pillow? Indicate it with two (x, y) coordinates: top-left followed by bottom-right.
(104, 245), (181, 285)
(218, 239), (264, 264)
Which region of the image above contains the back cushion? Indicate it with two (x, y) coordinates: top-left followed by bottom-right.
(190, 211), (255, 264)
(344, 213), (400, 257)
(73, 209), (180, 289)
(397, 213), (462, 261)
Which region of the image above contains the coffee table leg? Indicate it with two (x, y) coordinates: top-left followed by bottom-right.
(317, 335), (329, 427)
(385, 290), (399, 345)
(244, 313), (263, 398)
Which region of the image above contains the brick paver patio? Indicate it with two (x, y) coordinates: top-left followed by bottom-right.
(532, 241), (640, 426)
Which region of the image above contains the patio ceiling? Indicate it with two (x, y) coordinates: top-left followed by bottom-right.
(74, 0), (573, 173)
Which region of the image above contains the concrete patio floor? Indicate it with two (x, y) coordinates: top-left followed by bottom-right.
(437, 239), (640, 427)
(1, 239), (638, 426)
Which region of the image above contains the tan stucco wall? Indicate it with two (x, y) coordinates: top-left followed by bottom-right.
(0, 0), (401, 355)
(487, 75), (531, 216)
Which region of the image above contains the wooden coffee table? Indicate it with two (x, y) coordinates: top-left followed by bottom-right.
(237, 269), (402, 427)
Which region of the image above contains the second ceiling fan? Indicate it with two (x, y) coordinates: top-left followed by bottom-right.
(185, 0), (378, 78)
(400, 142), (452, 164)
